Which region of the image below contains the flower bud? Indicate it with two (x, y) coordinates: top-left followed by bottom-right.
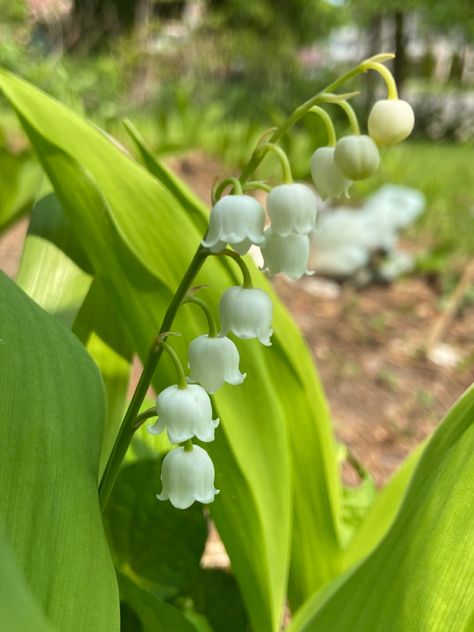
(267, 183), (318, 236)
(188, 334), (246, 394)
(310, 146), (351, 200)
(261, 229), (312, 280)
(149, 384), (219, 444)
(368, 99), (415, 147)
(157, 445), (219, 509)
(334, 135), (380, 181)
(202, 194), (265, 255)
(219, 286), (273, 346)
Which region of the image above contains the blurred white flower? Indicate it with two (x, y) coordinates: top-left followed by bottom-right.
(219, 286), (273, 346)
(149, 384), (219, 444)
(334, 135), (380, 180)
(202, 194), (265, 255)
(267, 183), (318, 236)
(188, 334), (246, 394)
(310, 146), (351, 200)
(157, 445), (219, 509)
(368, 99), (415, 147)
(261, 229), (312, 280)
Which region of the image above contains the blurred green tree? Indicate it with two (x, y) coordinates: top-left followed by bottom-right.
(348, 0), (474, 93)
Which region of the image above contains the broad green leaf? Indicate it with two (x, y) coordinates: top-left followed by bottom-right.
(0, 146), (41, 232)
(104, 459), (208, 599)
(0, 271), (119, 630)
(0, 525), (56, 632)
(73, 279), (133, 476)
(290, 385), (474, 632)
(344, 441), (425, 567)
(339, 461), (376, 549)
(260, 320), (342, 609)
(123, 119), (209, 231)
(117, 572), (196, 632)
(189, 568), (250, 632)
(15, 193), (132, 478)
(16, 192), (93, 328)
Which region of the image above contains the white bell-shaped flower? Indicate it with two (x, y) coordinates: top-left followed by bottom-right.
(188, 334), (246, 394)
(267, 183), (318, 236)
(219, 286), (273, 346)
(202, 194), (265, 255)
(310, 146), (351, 200)
(334, 135), (380, 181)
(157, 445), (219, 509)
(149, 384), (219, 444)
(261, 228), (312, 280)
(368, 99), (415, 147)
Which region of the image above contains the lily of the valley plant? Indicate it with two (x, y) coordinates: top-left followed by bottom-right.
(3, 53), (470, 632)
(98, 54), (416, 511)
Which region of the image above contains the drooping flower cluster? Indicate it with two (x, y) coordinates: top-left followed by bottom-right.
(203, 181), (318, 281)
(151, 58), (415, 510)
(151, 285), (272, 509)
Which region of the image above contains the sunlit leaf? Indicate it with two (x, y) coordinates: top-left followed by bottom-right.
(344, 441), (425, 567)
(290, 385), (474, 632)
(16, 192), (93, 328)
(0, 146), (41, 232)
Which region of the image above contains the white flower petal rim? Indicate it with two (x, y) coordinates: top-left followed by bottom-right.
(267, 183), (318, 236)
(148, 384), (219, 444)
(261, 229), (312, 280)
(219, 286), (273, 346)
(202, 194), (265, 255)
(157, 445), (219, 509)
(188, 334), (246, 394)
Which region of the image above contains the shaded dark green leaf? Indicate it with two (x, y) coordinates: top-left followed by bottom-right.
(118, 572), (196, 632)
(104, 459), (208, 599)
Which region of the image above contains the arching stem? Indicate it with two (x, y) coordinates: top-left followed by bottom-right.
(183, 295), (218, 337)
(308, 105), (337, 146)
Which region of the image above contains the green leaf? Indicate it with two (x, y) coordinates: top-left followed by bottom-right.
(0, 146), (41, 232)
(15, 192), (93, 328)
(260, 320), (342, 609)
(15, 192), (132, 478)
(73, 279), (133, 477)
(0, 271), (119, 630)
(117, 572), (197, 632)
(189, 568), (250, 632)
(0, 524), (56, 632)
(290, 385), (474, 632)
(338, 455), (376, 549)
(104, 459), (207, 599)
(344, 441), (425, 567)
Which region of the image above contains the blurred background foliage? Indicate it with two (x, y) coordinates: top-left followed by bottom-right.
(1, 0), (473, 265)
